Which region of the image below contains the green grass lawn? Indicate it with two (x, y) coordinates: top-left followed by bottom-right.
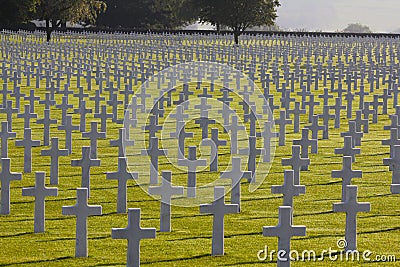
(0, 33), (399, 267)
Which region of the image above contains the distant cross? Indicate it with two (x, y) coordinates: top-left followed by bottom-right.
(340, 121), (363, 147)
(383, 145), (400, 194)
(94, 105), (114, 133)
(260, 121), (279, 163)
(305, 115), (325, 140)
(142, 115), (162, 140)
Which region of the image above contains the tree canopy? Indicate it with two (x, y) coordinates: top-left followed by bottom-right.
(96, 0), (196, 30)
(343, 23), (373, 34)
(34, 0), (107, 41)
(0, 0), (37, 28)
(195, 0), (280, 44)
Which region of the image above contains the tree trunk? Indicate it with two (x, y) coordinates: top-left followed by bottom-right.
(46, 20), (52, 42)
(216, 23), (221, 34)
(234, 31), (239, 45)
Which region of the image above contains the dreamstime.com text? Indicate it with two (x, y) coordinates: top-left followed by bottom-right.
(257, 240), (396, 263)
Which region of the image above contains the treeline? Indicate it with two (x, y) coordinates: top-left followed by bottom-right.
(0, 0), (280, 43)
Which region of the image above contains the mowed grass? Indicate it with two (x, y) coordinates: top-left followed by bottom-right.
(0, 33), (399, 267)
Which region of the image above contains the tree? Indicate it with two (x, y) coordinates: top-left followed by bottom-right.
(96, 0), (196, 30)
(0, 0), (37, 29)
(196, 0), (280, 44)
(34, 0), (106, 42)
(343, 23), (372, 34)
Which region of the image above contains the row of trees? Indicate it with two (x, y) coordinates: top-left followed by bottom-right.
(0, 0), (280, 44)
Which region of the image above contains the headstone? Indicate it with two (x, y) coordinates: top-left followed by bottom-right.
(106, 157), (138, 213)
(261, 121), (279, 163)
(262, 206), (306, 267)
(220, 157), (251, 211)
(0, 158), (22, 215)
(340, 121), (363, 147)
(288, 102), (306, 133)
(112, 208), (156, 267)
(142, 115), (162, 140)
(318, 105), (335, 139)
(74, 100), (92, 133)
(58, 115), (80, 154)
(22, 172), (58, 232)
(239, 136), (263, 182)
(41, 137), (69, 185)
(383, 145), (400, 194)
(332, 156), (362, 201)
(62, 188), (102, 257)
(382, 128), (400, 158)
(94, 105), (114, 133)
(200, 186), (239, 256)
(71, 147), (101, 197)
(110, 128), (135, 157)
(0, 121), (16, 158)
(178, 146), (207, 198)
(148, 171), (184, 232)
(82, 122), (106, 159)
(334, 136), (360, 162)
(56, 96), (73, 126)
(331, 97), (346, 128)
(281, 145), (310, 185)
(15, 128), (41, 173)
(195, 110), (216, 140)
(293, 128), (317, 171)
(275, 110), (292, 146)
(333, 185), (370, 251)
(17, 104), (37, 128)
(271, 170), (306, 207)
(201, 128), (227, 172)
(225, 115), (246, 155)
(305, 115), (325, 140)
(36, 109), (57, 146)
(141, 137), (167, 185)
(173, 121), (193, 160)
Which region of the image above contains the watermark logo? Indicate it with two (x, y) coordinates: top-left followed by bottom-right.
(257, 239), (396, 263)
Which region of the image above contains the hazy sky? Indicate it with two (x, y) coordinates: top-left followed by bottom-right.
(276, 0), (400, 32)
